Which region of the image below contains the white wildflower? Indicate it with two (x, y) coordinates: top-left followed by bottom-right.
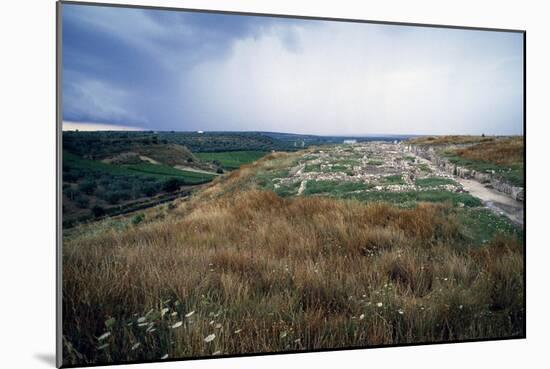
(185, 311), (195, 318)
(359, 314), (365, 320)
(131, 343), (141, 350)
(204, 334), (216, 343)
(161, 354), (168, 360)
(97, 332), (111, 341)
(376, 302), (383, 307)
(171, 321), (183, 329)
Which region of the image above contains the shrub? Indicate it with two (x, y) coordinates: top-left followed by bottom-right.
(102, 190), (130, 205)
(63, 187), (78, 200)
(77, 180), (97, 195)
(162, 178), (184, 192)
(90, 205), (105, 217)
(131, 214), (145, 225)
(74, 194), (89, 209)
(140, 184), (157, 197)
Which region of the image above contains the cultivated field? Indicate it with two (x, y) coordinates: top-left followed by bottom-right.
(62, 142), (524, 366)
(195, 151), (267, 170)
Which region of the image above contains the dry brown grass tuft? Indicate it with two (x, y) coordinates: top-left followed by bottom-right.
(407, 135), (496, 146)
(63, 189), (524, 365)
(453, 137), (524, 166)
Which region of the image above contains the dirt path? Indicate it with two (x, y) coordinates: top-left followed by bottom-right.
(297, 180), (307, 195)
(174, 165), (220, 176)
(139, 155), (161, 164)
(457, 178), (524, 226)
(410, 149), (523, 226)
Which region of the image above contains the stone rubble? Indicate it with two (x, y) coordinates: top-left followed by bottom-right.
(273, 142), (463, 194)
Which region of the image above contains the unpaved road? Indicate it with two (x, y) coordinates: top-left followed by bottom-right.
(297, 180), (307, 195)
(139, 155), (161, 164)
(458, 178), (524, 226)
(174, 165), (220, 176)
(411, 150), (523, 226)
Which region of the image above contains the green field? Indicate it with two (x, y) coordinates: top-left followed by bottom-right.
(415, 177), (457, 187)
(195, 151), (267, 169)
(343, 189), (482, 208)
(457, 207), (523, 245)
(124, 163), (214, 183)
(64, 152), (214, 183)
(303, 180), (371, 196)
(62, 151), (216, 226)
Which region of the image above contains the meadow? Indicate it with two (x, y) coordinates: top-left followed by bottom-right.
(195, 151), (267, 170)
(62, 150), (524, 366)
(407, 136), (524, 187)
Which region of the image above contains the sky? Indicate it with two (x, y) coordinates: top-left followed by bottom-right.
(61, 4), (524, 136)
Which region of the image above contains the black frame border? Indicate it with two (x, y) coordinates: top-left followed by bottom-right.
(56, 1), (527, 368)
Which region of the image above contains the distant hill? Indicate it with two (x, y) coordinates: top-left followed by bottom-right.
(158, 131), (287, 152)
(63, 131), (207, 168)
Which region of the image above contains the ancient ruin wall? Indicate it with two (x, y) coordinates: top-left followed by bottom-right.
(406, 145), (524, 202)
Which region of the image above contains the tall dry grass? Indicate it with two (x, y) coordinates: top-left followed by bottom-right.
(63, 190), (524, 365)
(406, 135), (496, 146)
(453, 137), (524, 166)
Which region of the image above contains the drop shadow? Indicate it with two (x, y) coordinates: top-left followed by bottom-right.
(34, 353), (56, 367)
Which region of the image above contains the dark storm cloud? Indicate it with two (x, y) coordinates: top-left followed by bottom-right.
(62, 3), (523, 135)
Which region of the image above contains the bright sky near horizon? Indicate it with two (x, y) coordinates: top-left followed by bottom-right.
(62, 4), (524, 135)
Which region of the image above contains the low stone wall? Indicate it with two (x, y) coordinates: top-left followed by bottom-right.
(406, 145), (524, 202)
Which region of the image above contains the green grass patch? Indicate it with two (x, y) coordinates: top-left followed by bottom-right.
(380, 175), (405, 185)
(274, 181), (301, 197)
(415, 177), (457, 187)
(458, 208), (523, 245)
(124, 163), (214, 183)
(195, 151), (267, 170)
(442, 152), (524, 187)
(64, 152), (213, 184)
(255, 168), (290, 190)
(334, 157), (361, 166)
(343, 190), (482, 208)
(303, 180), (371, 196)
(417, 163), (432, 173)
(303, 163), (322, 172)
(326, 164), (349, 173)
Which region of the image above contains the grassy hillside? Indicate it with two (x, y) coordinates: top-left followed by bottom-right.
(63, 131), (205, 167)
(406, 136), (524, 187)
(160, 132), (285, 152)
(62, 152), (215, 226)
(62, 151), (524, 366)
(442, 137), (524, 186)
(64, 152), (213, 182)
(406, 135), (496, 146)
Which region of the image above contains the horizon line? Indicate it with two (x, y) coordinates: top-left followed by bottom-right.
(61, 121), (524, 137)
